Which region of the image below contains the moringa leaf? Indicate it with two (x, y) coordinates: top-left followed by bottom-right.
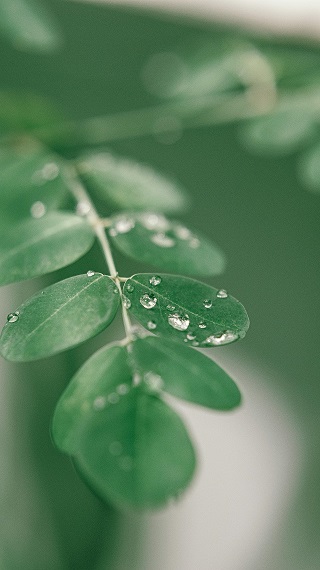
(299, 143), (320, 193)
(77, 151), (189, 214)
(0, 0), (62, 52)
(0, 212), (95, 286)
(241, 109), (317, 155)
(123, 273), (249, 347)
(131, 336), (241, 410)
(52, 343), (196, 508)
(108, 212), (225, 277)
(0, 274), (120, 361)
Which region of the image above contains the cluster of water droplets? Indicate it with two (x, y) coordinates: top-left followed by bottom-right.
(109, 215), (135, 237)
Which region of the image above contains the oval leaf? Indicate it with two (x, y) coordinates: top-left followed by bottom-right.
(123, 273), (249, 347)
(52, 343), (196, 508)
(0, 0), (61, 52)
(299, 143), (320, 193)
(0, 140), (69, 224)
(0, 212), (95, 285)
(77, 151), (189, 214)
(0, 274), (120, 361)
(131, 336), (241, 410)
(108, 213), (225, 277)
(241, 109), (316, 155)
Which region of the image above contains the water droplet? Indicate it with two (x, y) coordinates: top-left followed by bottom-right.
(30, 201), (46, 218)
(93, 396), (106, 410)
(189, 237), (200, 249)
(217, 289), (228, 299)
(147, 320), (157, 330)
(168, 313), (189, 331)
(144, 372), (164, 392)
(126, 282), (134, 293)
(151, 232), (175, 248)
(149, 275), (161, 286)
(117, 383), (130, 395)
(86, 270), (95, 277)
(113, 287), (119, 294)
(114, 216), (135, 234)
(119, 456), (133, 471)
(7, 312), (19, 323)
(108, 392), (120, 404)
(198, 321), (207, 329)
(186, 332), (196, 341)
(109, 228), (117, 237)
(203, 299), (212, 309)
(204, 331), (239, 346)
(123, 296), (131, 309)
(166, 304), (175, 311)
(141, 213), (169, 231)
(192, 340), (200, 347)
(109, 441), (123, 456)
(174, 225), (192, 240)
(140, 294), (157, 309)
(77, 201), (91, 216)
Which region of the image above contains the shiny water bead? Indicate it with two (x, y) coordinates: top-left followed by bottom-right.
(147, 320), (157, 330)
(151, 232), (175, 248)
(86, 270), (95, 277)
(7, 312), (19, 323)
(76, 201), (91, 216)
(141, 213), (169, 231)
(189, 237), (200, 248)
(166, 304), (175, 311)
(217, 289), (228, 299)
(144, 372), (164, 392)
(203, 299), (212, 309)
(117, 384), (130, 395)
(30, 201), (46, 218)
(186, 332), (196, 341)
(114, 216), (135, 234)
(41, 162), (60, 180)
(149, 275), (161, 286)
(140, 294), (157, 309)
(108, 392), (120, 404)
(168, 313), (190, 331)
(174, 225), (192, 240)
(93, 396), (107, 410)
(126, 282), (135, 293)
(205, 331), (239, 346)
(198, 322), (207, 329)
(123, 296), (132, 309)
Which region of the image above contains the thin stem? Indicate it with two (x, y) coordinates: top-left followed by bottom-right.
(65, 163), (134, 340)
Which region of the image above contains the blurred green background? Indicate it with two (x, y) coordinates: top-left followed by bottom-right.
(0, 0), (320, 568)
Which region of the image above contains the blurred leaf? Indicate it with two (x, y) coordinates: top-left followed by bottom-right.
(108, 213), (225, 277)
(0, 0), (62, 52)
(131, 336), (241, 410)
(52, 343), (196, 508)
(0, 140), (69, 225)
(123, 273), (249, 346)
(241, 109), (317, 155)
(77, 151), (189, 214)
(0, 212), (95, 286)
(299, 143), (320, 193)
(0, 90), (64, 136)
(0, 274), (120, 361)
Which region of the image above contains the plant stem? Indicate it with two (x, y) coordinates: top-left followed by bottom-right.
(64, 163), (134, 340)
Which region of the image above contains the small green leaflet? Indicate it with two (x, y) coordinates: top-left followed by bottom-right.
(77, 151), (189, 214)
(0, 0), (61, 52)
(131, 336), (241, 410)
(108, 213), (225, 277)
(0, 141), (69, 224)
(0, 212), (95, 286)
(299, 143), (320, 193)
(124, 273), (249, 346)
(52, 343), (196, 508)
(241, 109), (316, 155)
(0, 274), (119, 361)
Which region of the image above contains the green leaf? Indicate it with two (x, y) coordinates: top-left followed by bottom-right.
(0, 274), (119, 361)
(108, 213), (225, 277)
(0, 0), (62, 52)
(131, 336), (241, 410)
(298, 143), (320, 193)
(123, 273), (249, 347)
(241, 109), (317, 155)
(0, 140), (69, 224)
(0, 90), (64, 136)
(52, 343), (196, 508)
(77, 151), (189, 214)
(0, 212), (95, 286)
